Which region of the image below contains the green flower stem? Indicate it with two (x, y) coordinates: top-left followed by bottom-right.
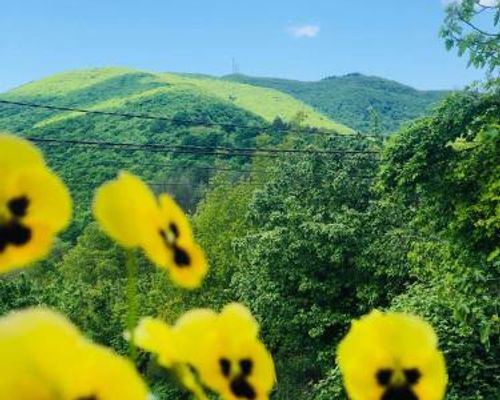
(125, 248), (138, 362)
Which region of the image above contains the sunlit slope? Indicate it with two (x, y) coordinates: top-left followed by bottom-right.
(1, 67), (352, 133)
(157, 73), (352, 133)
(6, 67), (138, 98)
(224, 73), (449, 132)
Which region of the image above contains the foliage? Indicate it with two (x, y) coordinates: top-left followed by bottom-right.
(377, 86), (500, 399)
(190, 173), (256, 309)
(441, 0), (500, 72)
(224, 73), (448, 133)
(0, 68), (498, 399)
(193, 134), (414, 399)
(190, 87), (499, 399)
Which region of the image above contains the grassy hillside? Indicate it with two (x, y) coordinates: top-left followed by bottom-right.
(3, 67), (351, 133)
(224, 72), (449, 133)
(0, 67), (349, 237)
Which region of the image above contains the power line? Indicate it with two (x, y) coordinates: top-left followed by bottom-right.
(0, 99), (380, 139)
(27, 136), (382, 161)
(56, 159), (261, 174)
(58, 161), (376, 180)
(65, 179), (266, 190)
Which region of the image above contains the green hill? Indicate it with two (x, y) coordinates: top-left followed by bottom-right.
(0, 67), (350, 237)
(2, 67), (351, 133)
(224, 72), (449, 133)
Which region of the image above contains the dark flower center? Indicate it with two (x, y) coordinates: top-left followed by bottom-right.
(159, 223), (192, 268)
(0, 222), (32, 252)
(404, 368), (421, 385)
(376, 369), (392, 386)
(219, 358), (256, 399)
(169, 222), (180, 238)
(240, 358), (253, 376)
(376, 368), (421, 400)
(220, 357), (231, 377)
(0, 196), (32, 253)
(8, 196), (29, 218)
(381, 386), (418, 400)
(173, 244), (191, 268)
(76, 396), (98, 400)
(230, 376), (256, 399)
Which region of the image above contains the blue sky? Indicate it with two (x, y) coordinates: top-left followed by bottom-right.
(0, 0), (487, 92)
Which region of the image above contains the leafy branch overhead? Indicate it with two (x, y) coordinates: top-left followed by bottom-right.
(441, 0), (500, 71)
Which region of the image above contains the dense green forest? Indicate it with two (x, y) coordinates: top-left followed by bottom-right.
(0, 1), (499, 398)
(223, 73), (448, 133)
(0, 81), (498, 398)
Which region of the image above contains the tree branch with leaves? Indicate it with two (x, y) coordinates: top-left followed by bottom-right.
(440, 0), (500, 72)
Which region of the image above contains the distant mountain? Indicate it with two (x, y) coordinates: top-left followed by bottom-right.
(223, 72), (449, 133)
(1, 67), (351, 134)
(0, 67), (351, 236)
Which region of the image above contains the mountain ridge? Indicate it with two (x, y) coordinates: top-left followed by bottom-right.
(1, 67), (350, 133)
(222, 72), (449, 132)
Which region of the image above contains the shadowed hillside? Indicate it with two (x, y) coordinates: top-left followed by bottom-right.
(224, 72), (449, 133)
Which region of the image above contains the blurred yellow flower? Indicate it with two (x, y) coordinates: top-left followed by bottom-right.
(93, 171), (208, 288)
(337, 310), (447, 400)
(134, 303), (276, 400)
(0, 307), (148, 400)
(146, 193), (208, 288)
(0, 134), (72, 273)
(192, 304), (275, 400)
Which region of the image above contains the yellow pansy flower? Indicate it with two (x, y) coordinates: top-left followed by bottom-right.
(134, 304), (276, 400)
(93, 171), (208, 289)
(0, 135), (72, 273)
(0, 307), (148, 400)
(141, 193), (208, 289)
(192, 304), (275, 400)
(337, 310), (447, 400)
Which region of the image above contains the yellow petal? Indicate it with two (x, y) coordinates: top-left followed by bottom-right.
(0, 308), (87, 399)
(167, 241), (209, 289)
(4, 167), (72, 233)
(93, 171), (159, 248)
(0, 168), (72, 273)
(72, 343), (149, 400)
(218, 303), (260, 340)
(142, 193), (209, 290)
(158, 193), (193, 241)
(194, 327), (275, 399)
(0, 133), (45, 173)
(0, 223), (53, 273)
(176, 304), (275, 400)
(0, 307), (148, 400)
(134, 317), (179, 367)
(173, 308), (218, 364)
(140, 193), (193, 268)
